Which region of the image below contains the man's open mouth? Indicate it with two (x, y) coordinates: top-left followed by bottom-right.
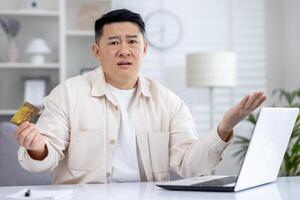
(117, 61), (132, 66)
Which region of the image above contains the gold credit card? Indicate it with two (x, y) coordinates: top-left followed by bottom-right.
(10, 102), (40, 126)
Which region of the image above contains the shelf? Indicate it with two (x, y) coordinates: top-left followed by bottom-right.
(0, 110), (17, 116)
(67, 0), (111, 2)
(0, 9), (59, 17)
(0, 63), (60, 69)
(66, 30), (94, 37)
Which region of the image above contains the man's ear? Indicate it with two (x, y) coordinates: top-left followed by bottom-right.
(143, 40), (148, 57)
(91, 43), (101, 60)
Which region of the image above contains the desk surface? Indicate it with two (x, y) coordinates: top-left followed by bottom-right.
(0, 177), (299, 200)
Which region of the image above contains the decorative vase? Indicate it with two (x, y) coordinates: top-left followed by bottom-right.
(6, 37), (19, 63)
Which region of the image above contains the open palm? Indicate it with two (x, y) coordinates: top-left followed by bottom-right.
(219, 91), (267, 135)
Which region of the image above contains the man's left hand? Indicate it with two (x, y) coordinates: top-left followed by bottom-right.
(218, 91), (267, 142)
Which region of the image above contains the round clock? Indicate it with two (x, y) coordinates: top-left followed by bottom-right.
(145, 9), (183, 51)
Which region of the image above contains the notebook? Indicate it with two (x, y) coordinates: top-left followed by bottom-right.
(5, 189), (73, 200)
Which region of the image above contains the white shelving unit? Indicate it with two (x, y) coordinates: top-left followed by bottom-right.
(66, 30), (94, 37)
(0, 0), (112, 118)
(0, 9), (59, 17)
(0, 110), (18, 115)
(0, 63), (60, 69)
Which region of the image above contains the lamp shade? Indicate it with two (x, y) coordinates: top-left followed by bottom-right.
(186, 52), (237, 88)
(26, 38), (51, 54)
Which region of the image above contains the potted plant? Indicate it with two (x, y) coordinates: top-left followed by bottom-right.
(232, 88), (300, 176)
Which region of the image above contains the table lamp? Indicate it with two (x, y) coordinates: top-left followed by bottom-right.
(26, 38), (50, 64)
(186, 52), (237, 130)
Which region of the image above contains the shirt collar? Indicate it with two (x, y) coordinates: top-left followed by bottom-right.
(90, 67), (151, 100)
(136, 74), (151, 98)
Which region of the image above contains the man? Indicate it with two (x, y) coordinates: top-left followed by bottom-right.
(15, 9), (266, 184)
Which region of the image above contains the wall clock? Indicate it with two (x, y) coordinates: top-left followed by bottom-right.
(145, 9), (183, 51)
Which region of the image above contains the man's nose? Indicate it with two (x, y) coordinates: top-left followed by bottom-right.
(117, 44), (131, 57)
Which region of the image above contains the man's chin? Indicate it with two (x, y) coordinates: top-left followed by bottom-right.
(116, 69), (137, 78)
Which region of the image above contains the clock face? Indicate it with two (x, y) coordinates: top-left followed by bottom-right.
(145, 9), (183, 51)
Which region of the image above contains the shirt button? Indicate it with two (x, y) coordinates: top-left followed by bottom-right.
(109, 139), (115, 145)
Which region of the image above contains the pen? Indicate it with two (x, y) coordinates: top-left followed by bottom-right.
(24, 189), (30, 197)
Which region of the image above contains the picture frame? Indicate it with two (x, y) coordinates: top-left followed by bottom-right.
(22, 76), (50, 108)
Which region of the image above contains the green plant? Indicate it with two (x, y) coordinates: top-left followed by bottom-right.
(232, 88), (300, 176)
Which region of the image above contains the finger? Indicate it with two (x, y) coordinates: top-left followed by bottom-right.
(15, 122), (33, 139)
(249, 94), (266, 110)
(30, 133), (44, 148)
(244, 92), (264, 110)
(238, 95), (250, 109)
(17, 125), (34, 146)
(249, 95), (267, 111)
(247, 92), (264, 111)
(15, 121), (30, 135)
(24, 129), (38, 148)
(29, 133), (39, 148)
(27, 123), (42, 148)
(29, 123), (37, 130)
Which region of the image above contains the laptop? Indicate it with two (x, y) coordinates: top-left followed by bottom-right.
(156, 107), (299, 192)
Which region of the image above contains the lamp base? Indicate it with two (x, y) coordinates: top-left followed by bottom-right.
(30, 54), (45, 65)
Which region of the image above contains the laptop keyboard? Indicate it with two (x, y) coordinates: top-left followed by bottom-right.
(192, 176), (237, 187)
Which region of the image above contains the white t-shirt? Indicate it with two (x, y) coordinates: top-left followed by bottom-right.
(108, 84), (140, 182)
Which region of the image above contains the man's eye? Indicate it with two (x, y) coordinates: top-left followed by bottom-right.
(109, 41), (119, 45)
(129, 40), (138, 44)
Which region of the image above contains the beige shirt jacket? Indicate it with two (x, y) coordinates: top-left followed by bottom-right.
(18, 67), (232, 184)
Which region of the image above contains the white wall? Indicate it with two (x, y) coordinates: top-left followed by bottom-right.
(265, 0), (300, 92)
(265, 0), (285, 92)
(283, 0), (300, 90)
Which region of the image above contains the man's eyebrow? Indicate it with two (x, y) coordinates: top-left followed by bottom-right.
(107, 35), (138, 40)
(108, 36), (120, 40)
(126, 35), (138, 38)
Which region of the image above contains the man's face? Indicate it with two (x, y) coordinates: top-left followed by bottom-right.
(92, 22), (147, 86)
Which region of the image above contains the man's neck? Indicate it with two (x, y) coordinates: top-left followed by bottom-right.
(105, 76), (138, 90)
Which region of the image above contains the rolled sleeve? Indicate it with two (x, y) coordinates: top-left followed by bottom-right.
(205, 126), (233, 155)
(171, 127), (233, 178)
(18, 141), (58, 173)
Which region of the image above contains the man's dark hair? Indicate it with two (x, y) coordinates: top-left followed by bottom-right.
(94, 9), (146, 43)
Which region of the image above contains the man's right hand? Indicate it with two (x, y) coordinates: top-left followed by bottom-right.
(15, 121), (48, 160)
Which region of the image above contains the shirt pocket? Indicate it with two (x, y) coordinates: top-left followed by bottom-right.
(67, 130), (105, 172)
(148, 131), (170, 173)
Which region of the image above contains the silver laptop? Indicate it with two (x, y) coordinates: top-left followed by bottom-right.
(156, 107), (299, 192)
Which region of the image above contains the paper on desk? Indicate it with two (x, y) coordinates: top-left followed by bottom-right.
(5, 189), (73, 200)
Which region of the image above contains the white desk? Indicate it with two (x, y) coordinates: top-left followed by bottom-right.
(0, 177), (299, 200)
